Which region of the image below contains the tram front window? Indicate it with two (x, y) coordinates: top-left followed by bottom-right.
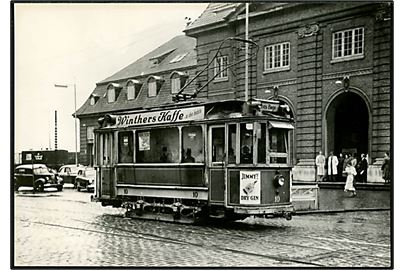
(240, 123), (253, 164)
(136, 128), (179, 163)
(268, 128), (288, 164)
(118, 132), (134, 163)
(258, 123), (266, 164)
(182, 126), (203, 163)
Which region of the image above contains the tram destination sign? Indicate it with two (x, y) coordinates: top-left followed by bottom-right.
(114, 106), (205, 127)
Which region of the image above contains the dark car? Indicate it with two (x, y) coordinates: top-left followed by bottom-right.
(75, 167), (96, 192)
(14, 164), (64, 192)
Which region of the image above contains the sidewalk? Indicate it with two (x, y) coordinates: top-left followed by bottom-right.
(293, 181), (391, 214)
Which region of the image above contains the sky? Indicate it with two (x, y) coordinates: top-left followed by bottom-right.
(13, 3), (208, 156)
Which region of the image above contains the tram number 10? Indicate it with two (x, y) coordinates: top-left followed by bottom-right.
(192, 191), (199, 198)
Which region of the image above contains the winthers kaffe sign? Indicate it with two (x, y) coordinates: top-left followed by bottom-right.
(114, 106), (205, 127)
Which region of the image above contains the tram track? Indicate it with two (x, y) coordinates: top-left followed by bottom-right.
(17, 216), (325, 267)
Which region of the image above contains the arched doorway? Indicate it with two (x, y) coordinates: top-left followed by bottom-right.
(325, 91), (369, 159)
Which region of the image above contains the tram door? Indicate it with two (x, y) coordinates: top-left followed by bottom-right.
(208, 126), (226, 204)
(97, 132), (115, 199)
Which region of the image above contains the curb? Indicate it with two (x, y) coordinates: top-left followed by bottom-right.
(294, 207), (391, 215)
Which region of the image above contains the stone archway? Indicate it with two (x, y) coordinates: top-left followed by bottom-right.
(325, 91), (370, 159)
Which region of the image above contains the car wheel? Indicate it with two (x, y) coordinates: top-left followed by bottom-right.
(35, 182), (44, 192)
(57, 186), (63, 192)
(77, 185), (81, 192)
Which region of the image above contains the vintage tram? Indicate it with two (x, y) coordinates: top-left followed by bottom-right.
(92, 99), (294, 223)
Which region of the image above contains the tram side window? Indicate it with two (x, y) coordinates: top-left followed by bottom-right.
(212, 127), (225, 163)
(102, 134), (112, 165)
(136, 128), (179, 163)
(228, 124), (236, 164)
(268, 128), (288, 164)
(118, 132), (134, 163)
(182, 126), (203, 163)
(240, 123), (253, 164)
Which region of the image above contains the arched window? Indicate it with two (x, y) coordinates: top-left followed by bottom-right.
(126, 80), (142, 100)
(147, 76), (163, 97)
(170, 71), (188, 94)
(106, 83), (122, 103)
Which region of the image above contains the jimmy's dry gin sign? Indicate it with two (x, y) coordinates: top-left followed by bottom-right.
(240, 171), (261, 205)
(115, 106), (205, 127)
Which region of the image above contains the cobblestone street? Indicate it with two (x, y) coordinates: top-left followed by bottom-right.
(14, 189), (391, 267)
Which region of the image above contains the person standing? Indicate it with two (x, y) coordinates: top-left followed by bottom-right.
(315, 151), (326, 182)
(357, 153), (368, 182)
(327, 151), (339, 182)
(344, 162), (357, 197)
(337, 153), (345, 181)
(381, 152), (390, 183)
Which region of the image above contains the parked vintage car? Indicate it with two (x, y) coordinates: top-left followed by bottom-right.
(75, 167), (96, 192)
(58, 164), (84, 185)
(14, 164), (64, 191)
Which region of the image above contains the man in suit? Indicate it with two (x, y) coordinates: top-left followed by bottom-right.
(357, 153), (368, 182)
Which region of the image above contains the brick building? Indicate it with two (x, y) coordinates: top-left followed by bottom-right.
(76, 2), (392, 182)
(183, 2), (392, 182)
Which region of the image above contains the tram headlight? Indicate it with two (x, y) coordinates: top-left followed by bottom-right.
(273, 174), (285, 187)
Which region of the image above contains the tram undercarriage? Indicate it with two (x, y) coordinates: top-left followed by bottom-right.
(93, 194), (293, 224)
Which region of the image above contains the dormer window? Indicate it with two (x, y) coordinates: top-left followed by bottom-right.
(170, 71), (188, 94)
(147, 76), (164, 97)
(126, 80), (142, 100)
(89, 94), (100, 106)
(149, 49), (176, 66)
(106, 83), (122, 103)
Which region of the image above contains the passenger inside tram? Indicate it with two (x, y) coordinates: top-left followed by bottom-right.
(160, 146), (172, 163)
(183, 148), (195, 163)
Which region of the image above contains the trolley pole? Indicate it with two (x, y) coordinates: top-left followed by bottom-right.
(245, 3), (249, 104)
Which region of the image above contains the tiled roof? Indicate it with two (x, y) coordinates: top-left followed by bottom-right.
(99, 35), (196, 84)
(185, 3), (240, 32)
(76, 35), (199, 117)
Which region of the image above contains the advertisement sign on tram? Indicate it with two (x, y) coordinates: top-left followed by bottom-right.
(114, 106), (205, 128)
(239, 171), (261, 205)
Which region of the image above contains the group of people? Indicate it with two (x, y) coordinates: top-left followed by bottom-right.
(316, 150), (391, 197)
(316, 151), (369, 197)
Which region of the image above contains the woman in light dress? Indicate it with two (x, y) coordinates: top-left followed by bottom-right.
(344, 160), (357, 197)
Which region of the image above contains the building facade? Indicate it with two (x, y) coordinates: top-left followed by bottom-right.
(76, 2), (392, 182)
(184, 2), (392, 182)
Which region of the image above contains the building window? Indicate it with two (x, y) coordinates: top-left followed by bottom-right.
(90, 97), (95, 105)
(148, 81), (157, 97)
(264, 42), (290, 71)
(126, 80), (141, 100)
(170, 72), (188, 94)
(214, 55), (228, 79)
(86, 126), (95, 143)
(147, 76), (163, 97)
(333, 27), (364, 60)
(107, 86), (115, 103)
